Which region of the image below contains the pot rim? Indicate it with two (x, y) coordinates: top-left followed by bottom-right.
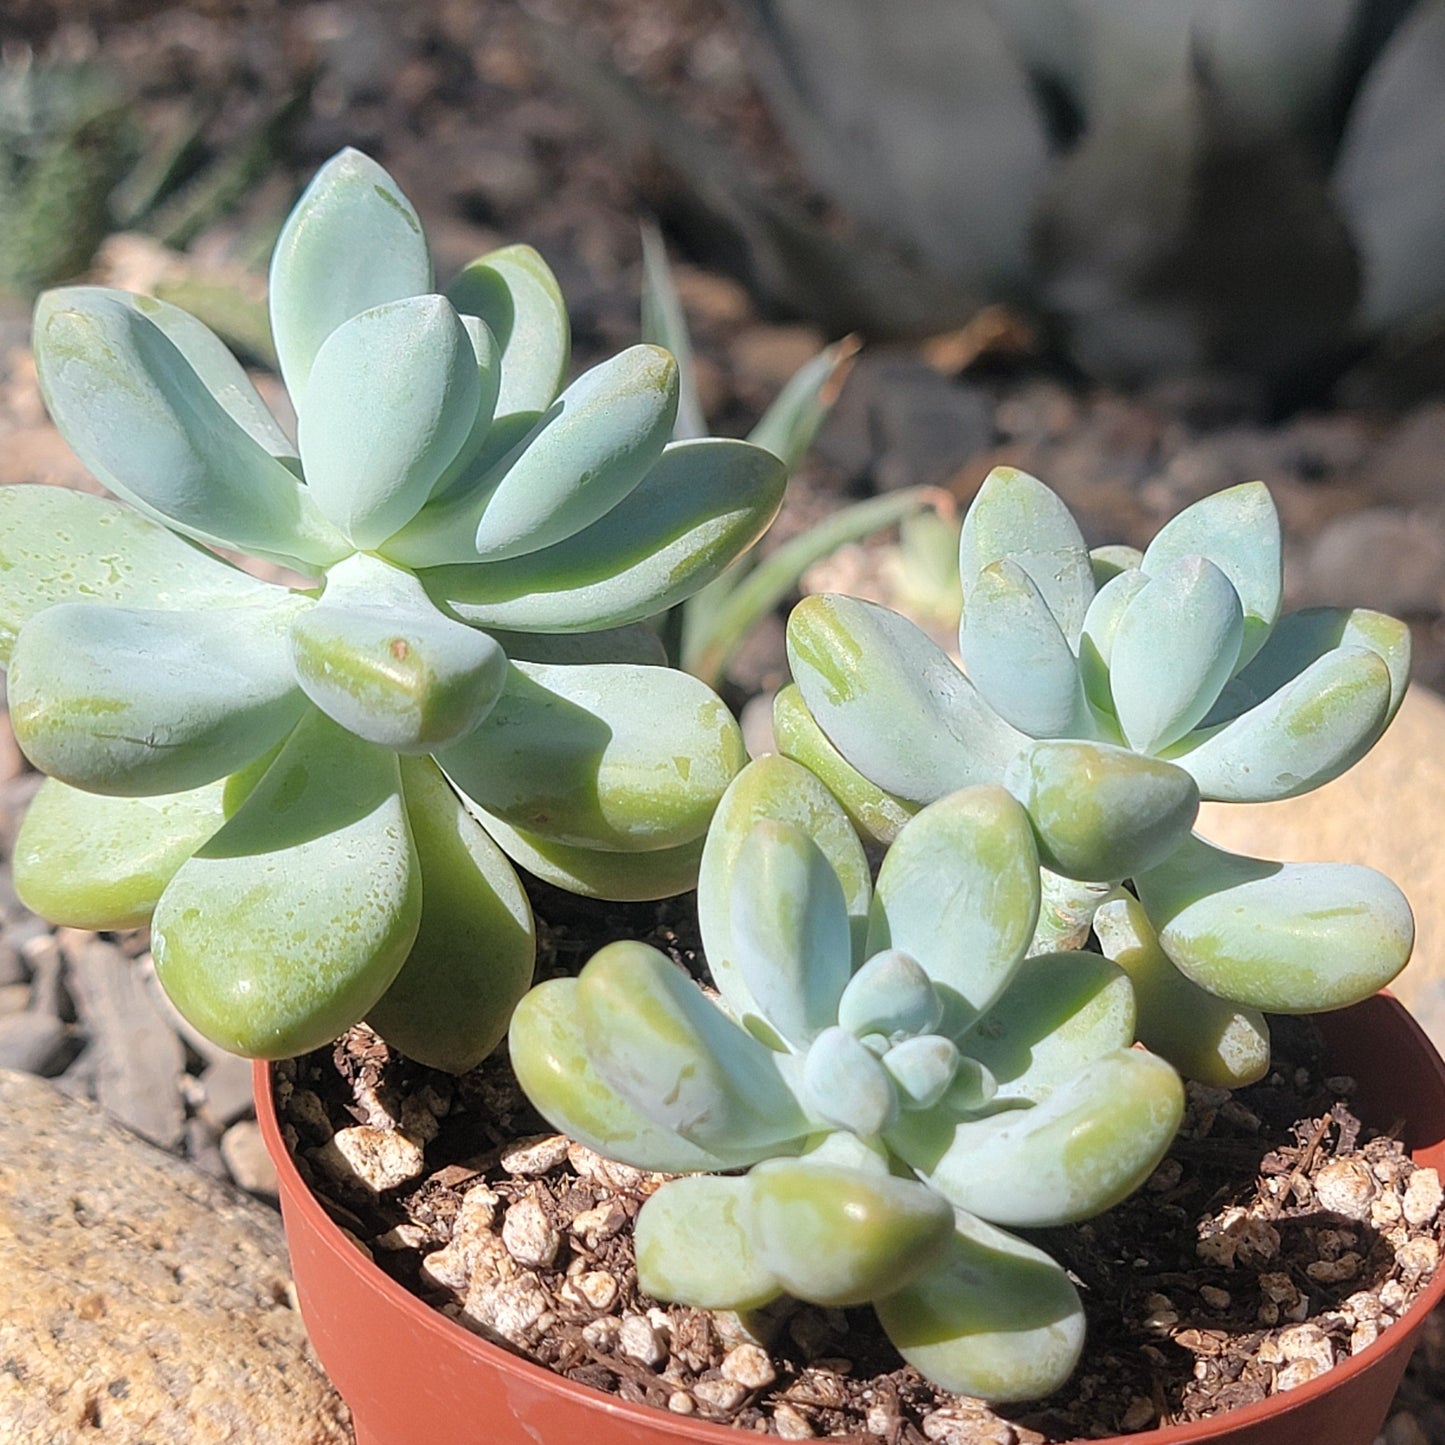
(254, 991), (1445, 1444)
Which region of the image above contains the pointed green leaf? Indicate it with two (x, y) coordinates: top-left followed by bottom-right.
(1134, 834), (1414, 1012)
(838, 950), (943, 1040)
(747, 336), (858, 470)
(639, 223), (706, 441)
(801, 1025), (900, 1136)
(151, 713), (422, 1057)
(269, 148), (432, 399)
(364, 757), (534, 1073)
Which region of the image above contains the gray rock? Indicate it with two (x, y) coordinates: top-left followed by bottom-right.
(200, 1052), (260, 1130)
(1300, 508), (1445, 616)
(0, 1068), (351, 1443)
(0, 1011), (69, 1075)
(221, 1119), (280, 1200)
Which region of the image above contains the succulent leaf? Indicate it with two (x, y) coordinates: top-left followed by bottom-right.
(883, 1035), (962, 1110)
(837, 949), (943, 1040)
(424, 316), (503, 502)
(1088, 544), (1143, 583)
(485, 624), (667, 667)
(801, 1025), (900, 1135)
(1077, 567), (1147, 716)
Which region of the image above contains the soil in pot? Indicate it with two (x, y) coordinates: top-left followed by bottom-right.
(271, 888), (1445, 1442)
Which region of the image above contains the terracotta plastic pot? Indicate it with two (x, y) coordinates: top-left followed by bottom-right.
(255, 993), (1445, 1445)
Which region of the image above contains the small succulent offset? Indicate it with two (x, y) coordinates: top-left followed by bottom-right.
(2, 148), (786, 1070)
(782, 469), (1414, 1086)
(510, 754), (1184, 1401)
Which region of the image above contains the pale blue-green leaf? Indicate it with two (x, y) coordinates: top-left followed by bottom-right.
(298, 296), (480, 548)
(875, 1215), (1084, 1403)
(639, 222), (706, 441)
(33, 291), (348, 571)
(1134, 834), (1414, 1012)
(959, 951), (1134, 1103)
(1093, 893), (1269, 1088)
(787, 594), (1027, 804)
(289, 554), (507, 752)
(269, 148), (432, 399)
(408, 439), (785, 627)
(1004, 740), (1199, 882)
(958, 558), (1092, 738)
(485, 624), (666, 667)
(1110, 555), (1244, 754)
(9, 599), (309, 796)
(424, 316), (503, 503)
(445, 243), (570, 420)
(867, 787), (1039, 1027)
(508, 978), (753, 1170)
(889, 1049), (1184, 1226)
(1028, 869), (1114, 955)
(151, 712), (421, 1057)
(1089, 544), (1143, 585)
(837, 950), (942, 1040)
(1141, 481), (1282, 668)
(942, 1057), (999, 1113)
(801, 1025), (899, 1136)
(1077, 568), (1147, 717)
(0, 485), (276, 664)
(438, 661), (745, 852)
(578, 941), (809, 1154)
(884, 1035), (960, 1111)
(746, 336), (859, 470)
(729, 821), (853, 1049)
(1167, 647), (1392, 802)
(959, 467), (1094, 645)
(635, 1176), (782, 1309)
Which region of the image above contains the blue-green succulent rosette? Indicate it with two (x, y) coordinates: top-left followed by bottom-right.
(0, 149), (786, 1070)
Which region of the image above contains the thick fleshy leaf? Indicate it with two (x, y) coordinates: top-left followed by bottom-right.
(959, 468), (1094, 645)
(151, 713), (422, 1057)
(1028, 869), (1113, 955)
(33, 290), (348, 571)
(787, 594), (1026, 804)
(364, 757), (534, 1073)
(9, 599), (310, 796)
(801, 1026), (899, 1136)
(639, 222), (707, 442)
(269, 148), (433, 399)
(698, 755), (871, 1028)
(577, 941), (809, 1154)
(1093, 893), (1269, 1088)
(508, 979), (753, 1171)
(1077, 568), (1147, 717)
(837, 950), (942, 1041)
(1167, 647), (1392, 802)
(1089, 544), (1143, 584)
(1005, 740), (1199, 882)
(883, 1035), (961, 1111)
(1134, 834), (1414, 1012)
(1140, 481), (1282, 668)
(410, 440), (785, 627)
(875, 1215), (1084, 1403)
(960, 951), (1135, 1103)
(289, 554), (507, 752)
(747, 1159), (953, 1306)
(425, 316), (504, 502)
(867, 788), (1040, 1025)
(438, 661), (745, 852)
(0, 486), (275, 664)
(298, 297), (480, 548)
(1109, 556), (1244, 754)
(889, 1049), (1184, 1226)
(958, 559), (1092, 738)
(635, 1176), (782, 1310)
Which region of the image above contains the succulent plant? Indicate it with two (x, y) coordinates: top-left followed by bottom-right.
(783, 469), (1414, 1083)
(510, 753), (1183, 1400)
(2, 147), (786, 1070)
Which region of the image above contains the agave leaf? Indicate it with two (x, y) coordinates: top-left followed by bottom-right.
(867, 788), (1040, 1026)
(508, 978), (753, 1171)
(289, 554), (507, 752)
(410, 439), (785, 626)
(698, 755), (871, 1027)
(1093, 893), (1269, 1088)
(875, 1215), (1084, 1403)
(729, 821), (853, 1050)
(1134, 834), (1414, 1012)
(1167, 647), (1392, 802)
(445, 243), (570, 422)
(577, 941), (809, 1154)
(298, 297), (481, 549)
(363, 757), (534, 1074)
(801, 1025), (900, 1135)
(268, 148), (433, 399)
(9, 599), (310, 796)
(1109, 556), (1244, 754)
(787, 594), (1026, 804)
(889, 1049), (1183, 1226)
(1005, 740), (1199, 882)
(33, 291), (348, 571)
(438, 661), (745, 852)
(1140, 482), (1282, 669)
(0, 486), (275, 664)
(151, 712), (422, 1057)
(639, 222), (707, 441)
(837, 950), (943, 1040)
(747, 335), (859, 470)
(746, 1158), (953, 1306)
(485, 624), (666, 667)
(960, 951), (1135, 1103)
(959, 468), (1094, 646)
(1077, 567), (1148, 717)
(772, 683), (918, 845)
(958, 558), (1092, 738)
